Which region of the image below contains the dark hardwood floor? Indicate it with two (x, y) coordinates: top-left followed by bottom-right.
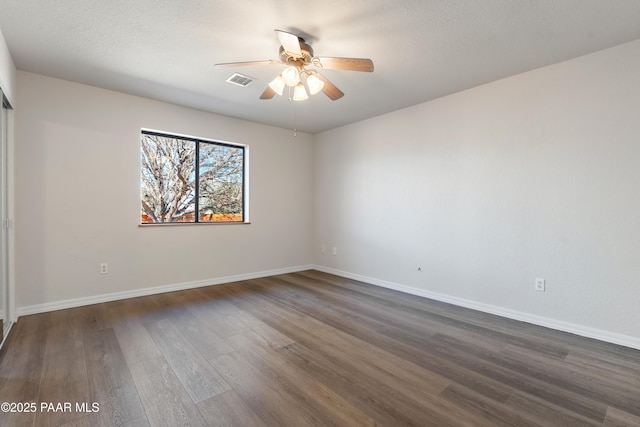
(1, 270), (639, 426)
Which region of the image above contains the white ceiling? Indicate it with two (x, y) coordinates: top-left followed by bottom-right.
(1, 0), (640, 133)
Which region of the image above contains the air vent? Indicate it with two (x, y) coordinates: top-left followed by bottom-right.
(226, 73), (255, 87)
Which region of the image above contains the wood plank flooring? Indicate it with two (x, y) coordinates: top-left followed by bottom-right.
(1, 270), (639, 426)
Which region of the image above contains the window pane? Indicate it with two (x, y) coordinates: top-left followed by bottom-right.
(141, 134), (196, 223)
(198, 142), (244, 222)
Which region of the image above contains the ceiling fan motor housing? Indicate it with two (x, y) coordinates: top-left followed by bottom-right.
(279, 39), (314, 67)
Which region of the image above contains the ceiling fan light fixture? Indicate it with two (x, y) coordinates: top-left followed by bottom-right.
(282, 66), (300, 86)
(268, 74), (285, 96)
(293, 82), (309, 101)
(306, 73), (325, 95)
(216, 29), (372, 102)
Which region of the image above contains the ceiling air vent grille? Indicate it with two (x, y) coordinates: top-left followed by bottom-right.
(226, 73), (254, 87)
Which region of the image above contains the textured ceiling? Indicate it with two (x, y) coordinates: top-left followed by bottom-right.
(1, 0), (640, 133)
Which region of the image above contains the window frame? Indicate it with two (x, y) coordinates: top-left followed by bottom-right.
(139, 129), (249, 226)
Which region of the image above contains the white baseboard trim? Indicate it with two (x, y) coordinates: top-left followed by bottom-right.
(16, 265), (314, 317)
(312, 265), (640, 351)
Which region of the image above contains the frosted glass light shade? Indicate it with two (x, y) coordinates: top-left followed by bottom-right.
(306, 74), (325, 95)
(268, 75), (285, 96)
(293, 83), (308, 101)
(282, 66), (300, 86)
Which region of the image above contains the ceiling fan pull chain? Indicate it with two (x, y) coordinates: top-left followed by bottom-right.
(293, 100), (298, 137)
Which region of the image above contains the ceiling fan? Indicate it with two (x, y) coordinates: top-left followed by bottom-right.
(215, 29), (374, 101)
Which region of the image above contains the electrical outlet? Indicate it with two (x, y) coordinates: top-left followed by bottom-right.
(100, 263), (109, 274)
(332, 246), (337, 256)
(535, 278), (545, 292)
(321, 245), (325, 254)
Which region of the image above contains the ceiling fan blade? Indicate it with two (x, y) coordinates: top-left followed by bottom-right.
(315, 73), (344, 100)
(259, 86), (276, 100)
(215, 60), (282, 68)
(313, 57), (374, 72)
(275, 29), (302, 57)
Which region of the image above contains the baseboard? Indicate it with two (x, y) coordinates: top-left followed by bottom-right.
(312, 265), (640, 351)
(16, 265), (314, 317)
(16, 264), (640, 351)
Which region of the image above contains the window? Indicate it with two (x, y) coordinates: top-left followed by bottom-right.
(140, 130), (246, 224)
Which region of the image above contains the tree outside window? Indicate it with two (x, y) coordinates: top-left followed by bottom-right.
(140, 131), (245, 223)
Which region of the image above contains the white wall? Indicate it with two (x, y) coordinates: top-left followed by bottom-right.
(15, 71), (314, 312)
(0, 27), (16, 104)
(314, 39), (640, 347)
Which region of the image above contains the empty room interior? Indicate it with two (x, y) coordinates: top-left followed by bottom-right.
(1, 1), (639, 426)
